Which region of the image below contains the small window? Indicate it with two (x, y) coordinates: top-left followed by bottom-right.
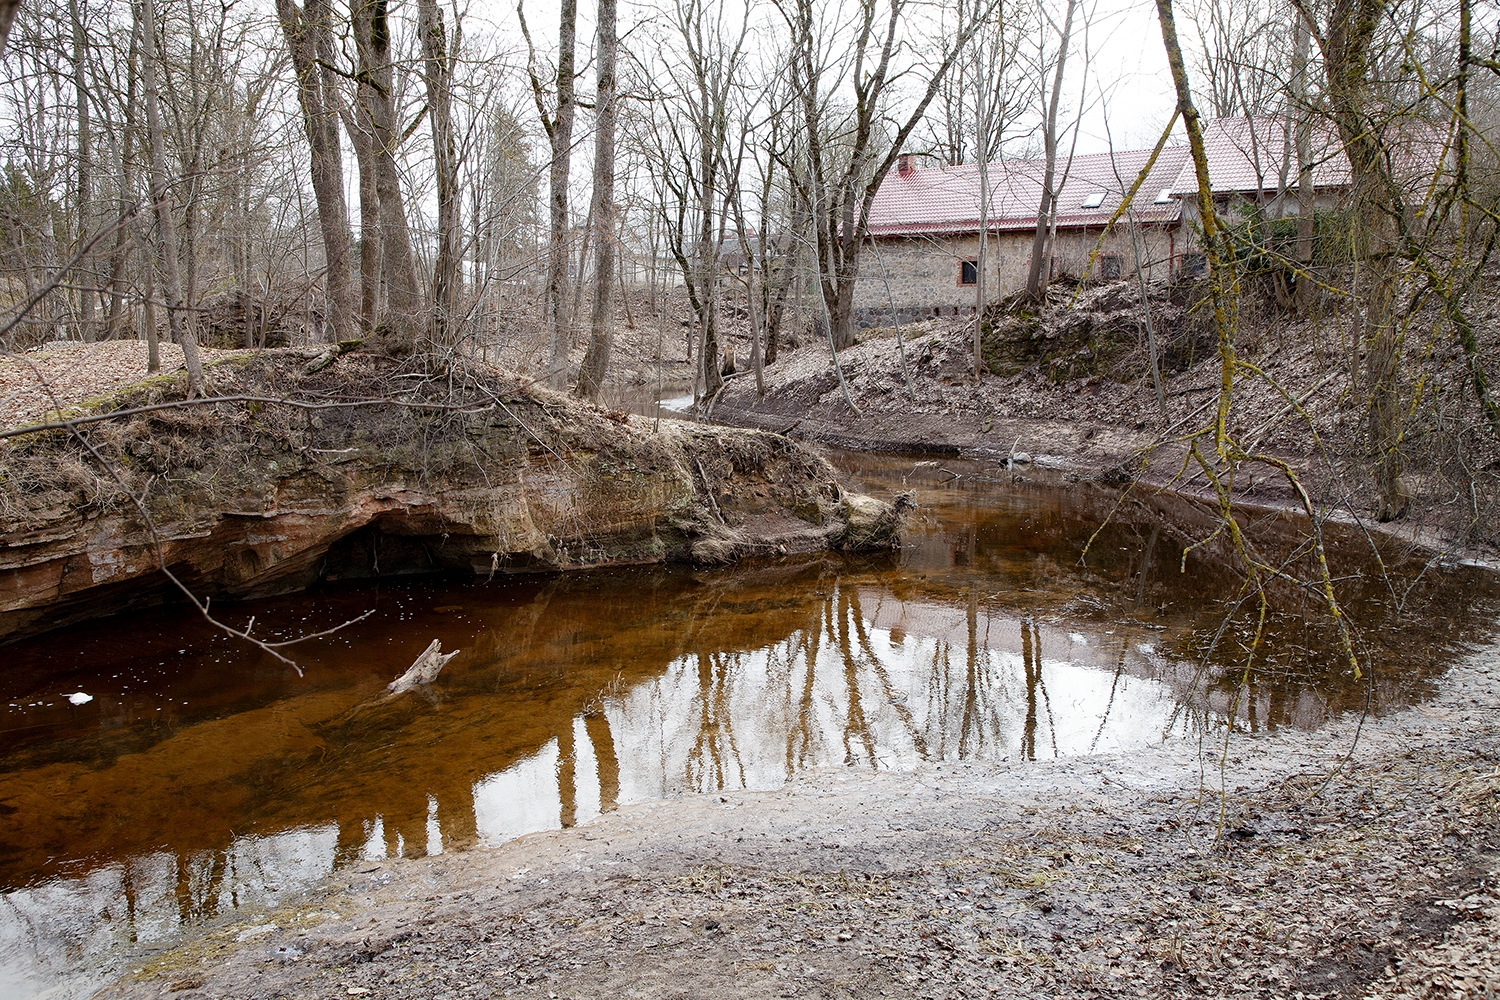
(1179, 251), (1207, 279)
(1081, 191), (1106, 209)
(959, 260), (978, 285)
(1154, 188), (1174, 204)
(1099, 254), (1122, 280)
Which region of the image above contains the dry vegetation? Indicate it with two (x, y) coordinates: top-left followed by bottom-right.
(0, 342), (902, 644)
(715, 274), (1500, 554)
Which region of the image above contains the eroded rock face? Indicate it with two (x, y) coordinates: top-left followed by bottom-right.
(0, 352), (903, 644)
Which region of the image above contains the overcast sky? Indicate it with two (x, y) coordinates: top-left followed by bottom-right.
(484, 0), (1182, 158)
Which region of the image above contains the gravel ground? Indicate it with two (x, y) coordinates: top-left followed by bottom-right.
(96, 644), (1500, 1000)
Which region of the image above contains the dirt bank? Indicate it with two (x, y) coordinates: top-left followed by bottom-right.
(94, 638), (1500, 1000)
(712, 281), (1500, 554)
(0, 344), (902, 644)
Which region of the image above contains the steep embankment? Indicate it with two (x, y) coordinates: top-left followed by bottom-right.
(715, 279), (1500, 550)
(0, 345), (905, 644)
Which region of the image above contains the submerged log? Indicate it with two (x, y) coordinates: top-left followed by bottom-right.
(0, 349), (909, 644)
(387, 639), (460, 696)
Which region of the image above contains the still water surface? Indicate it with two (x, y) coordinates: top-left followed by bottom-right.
(2, 453), (1495, 997)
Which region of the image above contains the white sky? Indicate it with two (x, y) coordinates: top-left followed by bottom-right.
(471, 0), (1183, 158)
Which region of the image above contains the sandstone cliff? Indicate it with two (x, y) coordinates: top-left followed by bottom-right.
(0, 348), (904, 644)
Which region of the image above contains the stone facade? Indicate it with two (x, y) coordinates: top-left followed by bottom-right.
(853, 225), (1181, 327)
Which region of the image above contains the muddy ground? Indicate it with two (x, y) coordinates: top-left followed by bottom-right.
(97, 639), (1500, 1000)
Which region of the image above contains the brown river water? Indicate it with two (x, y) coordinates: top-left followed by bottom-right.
(1, 451), (1496, 998)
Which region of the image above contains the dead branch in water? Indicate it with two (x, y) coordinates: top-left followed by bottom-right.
(387, 639), (460, 696)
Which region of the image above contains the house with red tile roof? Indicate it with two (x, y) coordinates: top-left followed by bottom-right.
(854, 116), (1351, 326)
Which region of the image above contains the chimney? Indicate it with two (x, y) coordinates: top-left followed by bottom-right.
(897, 153), (914, 177)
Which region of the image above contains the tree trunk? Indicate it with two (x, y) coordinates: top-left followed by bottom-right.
(695, 177), (722, 399)
(544, 0), (578, 384)
(0, 0), (20, 56)
(973, 63), (990, 376)
(1156, 0), (1237, 452)
(574, 0), (617, 401)
(70, 0), (96, 341)
(1318, 0), (1408, 520)
(353, 0), (421, 350)
(139, 0), (203, 395)
(275, 0), (355, 344)
(1291, 14), (1315, 313)
(419, 0), (459, 347)
(1026, 0), (1076, 299)
(340, 98), (382, 334)
(788, 0), (980, 354)
(105, 18), (140, 341)
(143, 259), (159, 371)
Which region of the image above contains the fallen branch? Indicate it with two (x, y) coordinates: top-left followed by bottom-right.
(387, 639), (460, 696)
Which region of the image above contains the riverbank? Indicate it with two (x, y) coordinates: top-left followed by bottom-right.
(0, 343), (901, 644)
(96, 640), (1500, 1000)
(711, 283), (1500, 557)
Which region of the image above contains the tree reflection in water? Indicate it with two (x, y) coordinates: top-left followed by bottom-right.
(605, 582), (1187, 806)
(2, 456), (1497, 998)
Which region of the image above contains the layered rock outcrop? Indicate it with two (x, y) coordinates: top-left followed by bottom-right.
(0, 350), (904, 644)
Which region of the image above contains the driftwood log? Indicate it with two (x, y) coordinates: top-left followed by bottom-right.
(387, 639), (460, 696)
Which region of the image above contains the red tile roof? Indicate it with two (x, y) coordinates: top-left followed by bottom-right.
(867, 117), (1355, 239)
(1165, 115), (1348, 196)
(867, 145), (1192, 237)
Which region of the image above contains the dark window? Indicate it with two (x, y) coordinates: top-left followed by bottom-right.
(959, 260), (978, 285)
(1099, 254), (1122, 280)
(1179, 252), (1207, 279)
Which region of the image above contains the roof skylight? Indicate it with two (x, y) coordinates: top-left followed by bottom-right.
(1154, 188), (1174, 204)
(1080, 191), (1106, 209)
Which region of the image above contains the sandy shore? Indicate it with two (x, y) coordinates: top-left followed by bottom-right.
(95, 640), (1500, 1000)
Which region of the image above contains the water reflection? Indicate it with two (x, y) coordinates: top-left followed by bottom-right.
(1, 455), (1495, 998)
(608, 589), (1185, 807)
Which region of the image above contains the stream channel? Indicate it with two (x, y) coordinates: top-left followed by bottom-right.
(2, 451), (1497, 999)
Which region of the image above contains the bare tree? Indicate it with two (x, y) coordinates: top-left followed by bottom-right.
(1289, 8), (1316, 312)
(575, 0), (619, 400)
(927, 0), (1032, 167)
(518, 0), (577, 385)
(1287, 0), (1413, 520)
(419, 0), (459, 346)
(1187, 0), (1284, 117)
(341, 87), (382, 335)
(959, 0), (1029, 375)
(138, 0), (204, 393)
(352, 0), (421, 349)
(1024, 0), (1079, 299)
(781, 0), (992, 351)
(275, 0), (355, 343)
(103, 15), (141, 341)
(636, 0), (751, 402)
(68, 0), (96, 340)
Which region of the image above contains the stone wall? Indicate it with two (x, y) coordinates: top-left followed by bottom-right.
(854, 225), (1182, 326)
